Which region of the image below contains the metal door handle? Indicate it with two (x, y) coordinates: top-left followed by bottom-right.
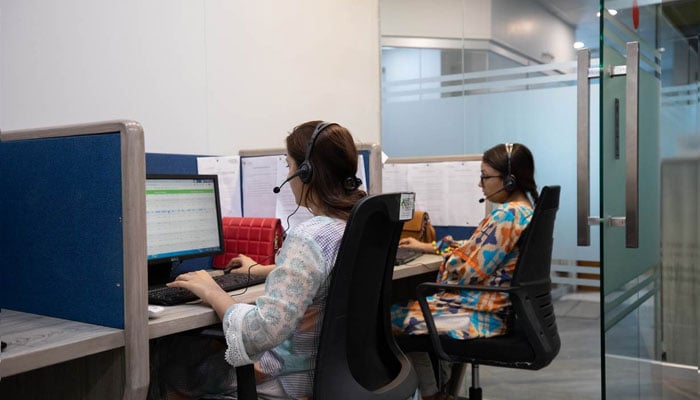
(578, 43), (640, 248)
(625, 42), (639, 248)
(577, 49), (591, 246)
(588, 216), (626, 227)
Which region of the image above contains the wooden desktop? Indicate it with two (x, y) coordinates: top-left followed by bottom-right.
(0, 254), (441, 399)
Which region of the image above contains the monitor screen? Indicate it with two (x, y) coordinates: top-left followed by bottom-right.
(146, 174), (224, 265)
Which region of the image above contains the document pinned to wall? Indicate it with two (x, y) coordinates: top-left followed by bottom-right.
(240, 155), (280, 218)
(273, 156), (314, 230)
(382, 159), (484, 226)
(241, 153), (370, 231)
(197, 155), (243, 217)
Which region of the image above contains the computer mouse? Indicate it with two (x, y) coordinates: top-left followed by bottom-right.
(224, 259), (243, 273)
(148, 305), (165, 319)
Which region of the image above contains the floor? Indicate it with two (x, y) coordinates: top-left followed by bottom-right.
(448, 291), (700, 399)
(469, 291), (603, 399)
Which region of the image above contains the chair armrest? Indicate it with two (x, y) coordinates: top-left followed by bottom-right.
(198, 326), (258, 399)
(416, 281), (515, 296)
(236, 364), (258, 400)
(413, 282), (515, 363)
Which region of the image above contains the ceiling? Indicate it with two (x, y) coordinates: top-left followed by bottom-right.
(661, 0), (700, 39)
(534, 0), (700, 51)
(534, 0), (700, 36)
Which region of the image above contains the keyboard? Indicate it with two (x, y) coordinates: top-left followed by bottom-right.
(148, 271), (267, 306)
(394, 248), (422, 265)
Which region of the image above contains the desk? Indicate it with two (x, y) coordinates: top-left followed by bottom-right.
(0, 310), (128, 399)
(149, 254), (441, 339)
(0, 254), (441, 398)
(392, 254), (441, 280)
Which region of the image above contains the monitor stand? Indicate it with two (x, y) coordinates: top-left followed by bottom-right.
(148, 259), (182, 287)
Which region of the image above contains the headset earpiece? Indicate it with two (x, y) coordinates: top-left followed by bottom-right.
(503, 143), (516, 192)
(298, 122), (335, 184)
(296, 162), (312, 184)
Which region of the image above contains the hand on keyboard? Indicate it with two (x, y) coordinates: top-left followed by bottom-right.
(167, 270), (223, 302)
(149, 270), (267, 307)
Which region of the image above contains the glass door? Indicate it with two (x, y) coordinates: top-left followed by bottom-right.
(595, 1), (700, 398)
(379, 0), (700, 397)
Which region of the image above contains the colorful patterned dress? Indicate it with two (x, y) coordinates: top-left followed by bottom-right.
(392, 201), (533, 339)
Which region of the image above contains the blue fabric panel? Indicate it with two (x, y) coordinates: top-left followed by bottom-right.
(359, 149), (371, 190)
(0, 133), (124, 328)
(146, 153), (207, 174)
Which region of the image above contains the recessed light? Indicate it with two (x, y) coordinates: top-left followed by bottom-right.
(573, 41), (585, 49)
(608, 9), (618, 16)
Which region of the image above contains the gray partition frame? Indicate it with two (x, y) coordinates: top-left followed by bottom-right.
(1, 120), (148, 400)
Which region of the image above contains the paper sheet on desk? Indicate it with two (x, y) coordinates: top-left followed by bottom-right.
(197, 156), (243, 216)
(382, 161), (484, 226)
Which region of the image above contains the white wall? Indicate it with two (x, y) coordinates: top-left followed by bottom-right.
(0, 0), (380, 154)
(380, 0), (492, 40)
(491, 0), (575, 64)
(380, 0), (574, 64)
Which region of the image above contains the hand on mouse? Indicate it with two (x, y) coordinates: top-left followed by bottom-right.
(225, 254), (256, 272)
(398, 237), (434, 253)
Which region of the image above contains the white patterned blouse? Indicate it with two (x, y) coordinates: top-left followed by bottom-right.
(221, 215), (346, 399)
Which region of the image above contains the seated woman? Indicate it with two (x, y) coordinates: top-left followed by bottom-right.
(392, 143), (538, 400)
(149, 121), (366, 400)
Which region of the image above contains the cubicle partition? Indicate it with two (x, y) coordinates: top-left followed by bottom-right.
(0, 120), (148, 399)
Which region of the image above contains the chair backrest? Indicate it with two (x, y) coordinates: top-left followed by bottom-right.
(509, 185), (561, 369)
(313, 193), (418, 399)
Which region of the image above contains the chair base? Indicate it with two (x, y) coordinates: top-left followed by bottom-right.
(468, 387), (482, 400)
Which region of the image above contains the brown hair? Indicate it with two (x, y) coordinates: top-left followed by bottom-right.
(286, 121), (367, 220)
(482, 142), (539, 204)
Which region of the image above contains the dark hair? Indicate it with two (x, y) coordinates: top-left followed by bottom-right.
(482, 142), (539, 204)
(286, 121), (367, 220)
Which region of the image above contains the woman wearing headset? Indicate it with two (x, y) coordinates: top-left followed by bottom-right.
(393, 143), (538, 400)
(149, 121), (366, 400)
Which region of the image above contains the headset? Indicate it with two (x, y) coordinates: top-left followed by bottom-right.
(298, 121), (336, 184)
(272, 121), (337, 193)
(503, 142), (516, 192)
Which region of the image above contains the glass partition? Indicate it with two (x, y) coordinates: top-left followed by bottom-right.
(380, 0), (699, 398)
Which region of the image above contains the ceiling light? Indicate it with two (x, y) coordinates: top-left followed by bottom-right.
(573, 41), (585, 49)
(608, 9), (618, 16)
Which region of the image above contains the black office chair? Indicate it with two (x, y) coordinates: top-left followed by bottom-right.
(398, 185), (561, 400)
(236, 193), (419, 399)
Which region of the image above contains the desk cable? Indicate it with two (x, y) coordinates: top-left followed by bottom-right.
(224, 251), (277, 297)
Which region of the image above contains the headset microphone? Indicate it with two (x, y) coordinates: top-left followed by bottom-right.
(478, 187), (506, 203)
(272, 171), (302, 193)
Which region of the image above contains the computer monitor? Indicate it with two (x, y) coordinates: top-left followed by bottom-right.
(146, 174), (224, 285)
